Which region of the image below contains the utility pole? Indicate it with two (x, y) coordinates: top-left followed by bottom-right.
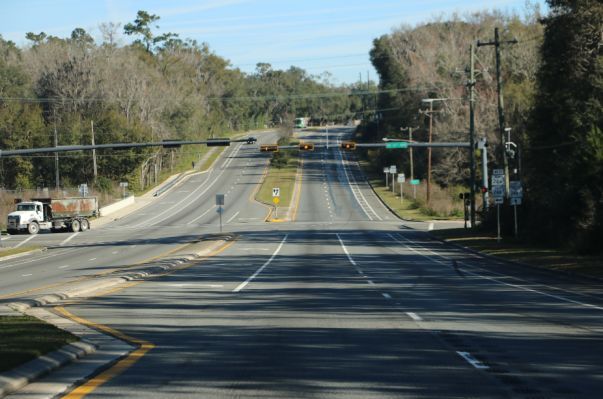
(401, 126), (418, 199)
(478, 27), (517, 196)
(91, 120), (98, 183)
(53, 109), (59, 192)
(467, 43), (477, 227)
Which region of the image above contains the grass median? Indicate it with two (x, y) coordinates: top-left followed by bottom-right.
(0, 245), (42, 259)
(0, 315), (78, 372)
(256, 157), (298, 212)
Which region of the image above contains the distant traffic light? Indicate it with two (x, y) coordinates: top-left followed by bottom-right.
(481, 186), (488, 193)
(341, 141), (356, 150)
(299, 142), (315, 151)
(206, 138), (230, 147)
(260, 144), (279, 152)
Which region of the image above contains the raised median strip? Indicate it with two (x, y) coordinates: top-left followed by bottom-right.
(0, 234), (236, 398)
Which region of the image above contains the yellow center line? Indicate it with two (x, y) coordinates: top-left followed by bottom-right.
(289, 157), (304, 222)
(53, 237), (237, 398)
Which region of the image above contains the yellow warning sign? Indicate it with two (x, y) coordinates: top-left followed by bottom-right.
(273, 197), (280, 204)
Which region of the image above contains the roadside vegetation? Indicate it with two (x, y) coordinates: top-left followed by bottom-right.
(0, 315), (78, 372)
(0, 245), (42, 258)
(431, 228), (603, 279)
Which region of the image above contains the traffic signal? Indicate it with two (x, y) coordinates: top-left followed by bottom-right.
(299, 142), (315, 151)
(341, 141), (357, 150)
(480, 186), (488, 193)
(206, 138), (230, 147)
(260, 144), (279, 152)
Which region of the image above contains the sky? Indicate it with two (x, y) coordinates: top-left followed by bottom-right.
(0, 0), (548, 84)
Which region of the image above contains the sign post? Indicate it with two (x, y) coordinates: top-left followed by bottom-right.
(119, 182), (128, 198)
(383, 167), (389, 188)
(509, 181), (523, 238)
(491, 169), (505, 242)
(397, 173), (405, 204)
(272, 187), (280, 219)
(216, 194), (225, 232)
(389, 165), (397, 193)
(79, 183), (89, 197)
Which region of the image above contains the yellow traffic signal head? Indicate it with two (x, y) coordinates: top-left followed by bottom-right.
(341, 141), (357, 150)
(260, 144), (279, 152)
(299, 142), (315, 151)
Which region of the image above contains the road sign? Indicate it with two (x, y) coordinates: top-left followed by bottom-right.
(491, 175), (505, 186)
(119, 182), (128, 187)
(272, 187), (280, 197)
(509, 181), (523, 198)
(493, 169), (504, 175)
(216, 194), (225, 206)
(79, 184), (88, 197)
(383, 167), (389, 173)
(385, 142), (408, 149)
(494, 197), (504, 205)
(397, 174), (405, 183)
(389, 165), (397, 174)
(410, 179), (420, 185)
(273, 197), (280, 204)
(216, 207), (224, 214)
(510, 197), (522, 205)
(491, 185), (505, 198)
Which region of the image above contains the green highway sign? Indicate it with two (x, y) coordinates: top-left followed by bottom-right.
(385, 142), (408, 149)
(410, 179), (420, 185)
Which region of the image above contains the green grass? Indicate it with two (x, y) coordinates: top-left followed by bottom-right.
(256, 157), (298, 210)
(369, 178), (443, 221)
(0, 245), (42, 258)
(431, 228), (603, 278)
(0, 315), (78, 372)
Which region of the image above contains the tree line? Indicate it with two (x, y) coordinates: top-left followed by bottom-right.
(0, 10), (357, 192)
(364, 0), (602, 253)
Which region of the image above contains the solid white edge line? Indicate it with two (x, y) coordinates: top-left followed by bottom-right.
(60, 232), (79, 246)
(233, 234), (288, 292)
(457, 351), (489, 369)
(336, 233), (357, 266)
(390, 233), (603, 312)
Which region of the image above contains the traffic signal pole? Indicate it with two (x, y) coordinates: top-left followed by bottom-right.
(468, 43), (477, 228)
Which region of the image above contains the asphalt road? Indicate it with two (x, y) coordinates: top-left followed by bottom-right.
(4, 127), (603, 398)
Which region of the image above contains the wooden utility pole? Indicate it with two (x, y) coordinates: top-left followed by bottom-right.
(91, 120), (98, 183)
(467, 43), (477, 227)
(401, 126), (418, 199)
(53, 109), (59, 191)
(478, 27), (517, 196)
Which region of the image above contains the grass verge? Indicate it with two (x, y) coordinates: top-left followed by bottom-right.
(0, 245), (42, 259)
(0, 315), (78, 372)
(256, 157), (298, 211)
(431, 228), (603, 279)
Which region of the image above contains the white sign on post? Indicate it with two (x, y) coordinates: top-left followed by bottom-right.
(397, 173), (405, 183)
(272, 187), (280, 197)
(509, 181), (523, 199)
(383, 167), (389, 174)
(216, 194), (225, 206)
(389, 165), (397, 174)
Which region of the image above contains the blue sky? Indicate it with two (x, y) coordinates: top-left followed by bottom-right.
(1, 0), (547, 84)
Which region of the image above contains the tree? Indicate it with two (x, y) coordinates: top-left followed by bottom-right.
(124, 10), (160, 52)
(526, 0), (603, 252)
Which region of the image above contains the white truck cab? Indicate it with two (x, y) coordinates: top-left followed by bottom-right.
(7, 201), (45, 234)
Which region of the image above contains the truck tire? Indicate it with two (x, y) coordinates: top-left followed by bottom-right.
(70, 219), (80, 232)
(27, 222), (39, 235)
(80, 218), (90, 231)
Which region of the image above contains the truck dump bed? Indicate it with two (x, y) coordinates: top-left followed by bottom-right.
(31, 197), (98, 218)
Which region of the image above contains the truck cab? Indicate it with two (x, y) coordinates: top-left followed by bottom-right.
(7, 201), (45, 234)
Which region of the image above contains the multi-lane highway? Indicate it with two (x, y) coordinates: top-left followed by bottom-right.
(3, 127), (603, 398)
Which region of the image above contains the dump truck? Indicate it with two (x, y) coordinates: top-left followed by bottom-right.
(7, 197), (98, 234)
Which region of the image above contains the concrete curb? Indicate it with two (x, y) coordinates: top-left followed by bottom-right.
(0, 340), (97, 397)
(0, 235), (235, 398)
